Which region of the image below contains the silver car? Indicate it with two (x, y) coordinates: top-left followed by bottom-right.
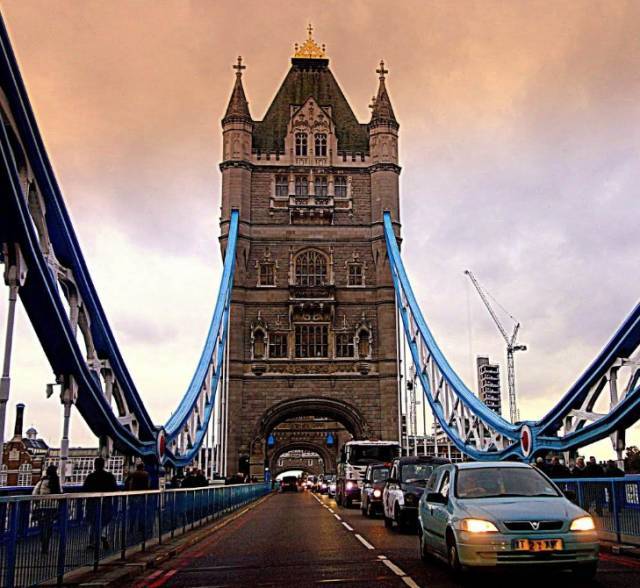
(418, 462), (599, 579)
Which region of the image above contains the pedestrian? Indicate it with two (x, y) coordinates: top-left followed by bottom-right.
(82, 457), (118, 550)
(572, 457), (588, 478)
(125, 463), (150, 491)
(124, 463), (150, 537)
(604, 460), (625, 477)
(547, 456), (571, 479)
(585, 456), (605, 478)
(32, 464), (62, 553)
(193, 469), (208, 488)
(534, 457), (549, 474)
(180, 469), (199, 488)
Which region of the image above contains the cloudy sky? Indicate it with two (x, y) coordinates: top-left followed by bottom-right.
(0, 1), (638, 457)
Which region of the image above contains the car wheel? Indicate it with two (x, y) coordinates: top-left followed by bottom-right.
(572, 562), (597, 581)
(394, 504), (406, 532)
(446, 531), (463, 577)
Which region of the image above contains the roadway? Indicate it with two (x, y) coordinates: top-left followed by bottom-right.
(133, 490), (640, 587)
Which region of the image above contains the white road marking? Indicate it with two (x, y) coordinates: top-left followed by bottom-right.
(381, 558), (406, 577)
(312, 494), (421, 585)
(354, 534), (375, 550)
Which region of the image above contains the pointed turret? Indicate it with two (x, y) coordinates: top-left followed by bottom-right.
(223, 56), (252, 124)
(370, 60), (398, 129)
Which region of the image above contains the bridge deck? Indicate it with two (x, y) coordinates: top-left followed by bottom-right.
(131, 491), (640, 588)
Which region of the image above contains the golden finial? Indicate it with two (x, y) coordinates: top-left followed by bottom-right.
(233, 55), (246, 77)
(293, 23), (327, 59)
(376, 59), (388, 81)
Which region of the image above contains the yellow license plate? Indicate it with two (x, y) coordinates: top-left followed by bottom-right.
(513, 539), (563, 552)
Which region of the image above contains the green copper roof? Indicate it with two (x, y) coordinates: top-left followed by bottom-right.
(253, 60), (369, 154)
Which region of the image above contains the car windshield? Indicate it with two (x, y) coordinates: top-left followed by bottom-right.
(401, 463), (435, 484)
(371, 468), (390, 483)
(456, 467), (560, 499)
(324, 475), (335, 483)
(349, 445), (399, 465)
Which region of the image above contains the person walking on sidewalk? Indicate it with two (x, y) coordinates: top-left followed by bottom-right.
(83, 457), (118, 550)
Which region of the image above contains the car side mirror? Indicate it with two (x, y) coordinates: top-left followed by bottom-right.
(563, 490), (577, 503)
(426, 492), (448, 505)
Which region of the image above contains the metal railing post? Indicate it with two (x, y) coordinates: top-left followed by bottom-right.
(120, 495), (128, 560)
(56, 499), (69, 586)
(93, 497), (103, 572)
(611, 479), (621, 543)
(141, 494), (147, 552)
(4, 501), (19, 588)
(170, 491), (176, 539)
(158, 493), (163, 545)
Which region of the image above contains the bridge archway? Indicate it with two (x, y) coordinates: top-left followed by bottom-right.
(250, 396), (371, 478)
(269, 441), (334, 475)
(256, 396), (370, 440)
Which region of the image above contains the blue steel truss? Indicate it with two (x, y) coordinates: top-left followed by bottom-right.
(0, 16), (238, 467)
(384, 212), (640, 460)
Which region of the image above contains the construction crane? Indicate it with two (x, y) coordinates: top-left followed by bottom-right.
(464, 270), (527, 423)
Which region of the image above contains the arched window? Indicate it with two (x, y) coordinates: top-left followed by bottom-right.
(295, 132), (308, 156)
(315, 133), (327, 156)
(295, 250), (327, 287)
(253, 329), (266, 360)
(357, 329), (371, 359)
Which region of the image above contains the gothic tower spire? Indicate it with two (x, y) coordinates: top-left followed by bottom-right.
(370, 60), (398, 128)
(223, 56), (252, 124)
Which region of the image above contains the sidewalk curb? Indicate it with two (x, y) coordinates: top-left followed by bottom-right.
(53, 492), (275, 587)
(600, 542), (640, 558)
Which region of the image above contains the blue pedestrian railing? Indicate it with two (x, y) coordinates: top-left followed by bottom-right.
(554, 476), (640, 546)
(0, 482), (270, 587)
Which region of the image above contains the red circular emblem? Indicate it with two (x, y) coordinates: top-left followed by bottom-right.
(157, 430), (166, 460)
(520, 425), (532, 457)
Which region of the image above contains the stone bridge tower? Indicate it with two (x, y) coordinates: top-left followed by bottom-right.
(219, 26), (401, 478)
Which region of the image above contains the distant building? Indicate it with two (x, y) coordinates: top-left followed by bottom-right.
(476, 356), (502, 415)
(0, 404), (48, 487)
(1, 403), (126, 487)
(45, 449), (126, 486)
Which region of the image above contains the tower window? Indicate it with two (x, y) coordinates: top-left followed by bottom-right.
(315, 133), (327, 157)
(17, 463), (32, 487)
(334, 176), (347, 198)
(295, 132), (308, 156)
(295, 324), (328, 358)
(269, 333), (288, 358)
(275, 175), (288, 197)
(348, 264), (364, 286)
(259, 262), (275, 286)
(336, 333), (354, 358)
(314, 176), (328, 197)
(295, 250), (327, 287)
(295, 176), (308, 196)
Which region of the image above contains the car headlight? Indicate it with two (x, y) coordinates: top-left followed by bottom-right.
(460, 519), (499, 533)
(346, 481), (354, 490)
(570, 516), (595, 531)
(373, 489), (382, 498)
